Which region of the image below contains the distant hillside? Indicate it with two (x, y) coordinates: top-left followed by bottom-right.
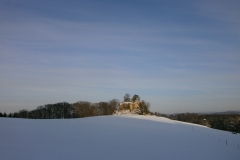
(198, 111), (240, 115)
(169, 111), (240, 116)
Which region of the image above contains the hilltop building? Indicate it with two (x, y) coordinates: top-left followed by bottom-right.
(119, 100), (140, 111)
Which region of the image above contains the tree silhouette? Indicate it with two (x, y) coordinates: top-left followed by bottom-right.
(124, 93), (131, 102)
(132, 95), (140, 102)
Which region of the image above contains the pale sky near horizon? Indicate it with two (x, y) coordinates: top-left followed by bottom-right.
(1, 0), (240, 114)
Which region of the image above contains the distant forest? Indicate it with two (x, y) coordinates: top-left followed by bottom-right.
(155, 112), (240, 134)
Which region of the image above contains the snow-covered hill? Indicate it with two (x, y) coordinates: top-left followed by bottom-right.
(1, 115), (240, 160)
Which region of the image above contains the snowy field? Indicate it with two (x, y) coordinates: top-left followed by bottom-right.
(1, 115), (240, 160)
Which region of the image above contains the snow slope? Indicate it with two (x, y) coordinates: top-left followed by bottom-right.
(1, 115), (240, 160)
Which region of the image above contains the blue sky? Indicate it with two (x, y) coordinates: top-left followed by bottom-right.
(1, 0), (240, 114)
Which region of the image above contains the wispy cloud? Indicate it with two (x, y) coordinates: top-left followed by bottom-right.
(1, 0), (240, 113)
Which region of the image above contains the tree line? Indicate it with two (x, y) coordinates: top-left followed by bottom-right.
(164, 113), (240, 133)
(1, 99), (119, 119)
(0, 94), (150, 119)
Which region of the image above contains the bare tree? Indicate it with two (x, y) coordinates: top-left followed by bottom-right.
(18, 110), (29, 118)
(98, 102), (109, 115)
(108, 99), (120, 110)
(139, 100), (150, 115)
(73, 101), (93, 118)
(124, 93), (131, 102)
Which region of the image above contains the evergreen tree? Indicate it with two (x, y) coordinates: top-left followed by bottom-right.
(8, 113), (13, 118)
(132, 95), (140, 102)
